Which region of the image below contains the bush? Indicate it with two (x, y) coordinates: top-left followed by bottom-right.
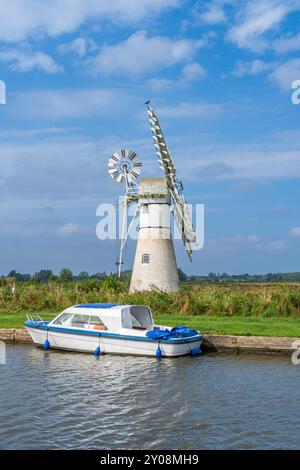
(287, 293), (300, 312)
(102, 276), (122, 292)
(261, 304), (278, 317)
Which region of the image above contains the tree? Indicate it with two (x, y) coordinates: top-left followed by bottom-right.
(59, 268), (73, 281)
(78, 271), (89, 280)
(90, 272), (106, 280)
(34, 270), (54, 283)
(102, 275), (121, 291)
(7, 270), (17, 278)
(7, 270), (31, 282)
(178, 268), (188, 282)
(208, 272), (217, 278)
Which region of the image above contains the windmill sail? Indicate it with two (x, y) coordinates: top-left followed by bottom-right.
(147, 103), (197, 260)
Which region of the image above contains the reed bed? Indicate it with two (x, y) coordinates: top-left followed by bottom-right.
(0, 278), (300, 318)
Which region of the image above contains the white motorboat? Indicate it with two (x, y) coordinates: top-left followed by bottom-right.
(25, 303), (203, 358)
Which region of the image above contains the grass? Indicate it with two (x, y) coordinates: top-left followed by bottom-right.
(2, 311), (300, 337)
(155, 315), (300, 337)
(0, 312), (55, 329)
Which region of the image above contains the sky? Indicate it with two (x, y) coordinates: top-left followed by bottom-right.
(0, 0), (300, 276)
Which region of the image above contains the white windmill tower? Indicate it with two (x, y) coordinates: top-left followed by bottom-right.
(107, 102), (197, 292)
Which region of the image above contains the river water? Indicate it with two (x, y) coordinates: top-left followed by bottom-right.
(0, 344), (299, 449)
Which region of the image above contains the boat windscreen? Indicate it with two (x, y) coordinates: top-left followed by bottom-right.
(129, 306), (153, 329)
(53, 312), (107, 330)
(53, 312), (73, 326)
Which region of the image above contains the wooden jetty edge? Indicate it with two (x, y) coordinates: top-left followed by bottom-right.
(0, 328), (298, 355)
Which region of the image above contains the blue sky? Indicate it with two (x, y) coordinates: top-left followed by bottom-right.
(0, 0), (300, 276)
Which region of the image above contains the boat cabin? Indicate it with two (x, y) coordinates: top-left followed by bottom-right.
(50, 303), (154, 333)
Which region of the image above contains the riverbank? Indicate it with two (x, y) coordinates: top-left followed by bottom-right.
(1, 310), (300, 355)
(0, 328), (297, 355)
(2, 312), (300, 337)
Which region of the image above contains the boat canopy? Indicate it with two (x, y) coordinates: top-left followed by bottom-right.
(51, 303), (154, 331)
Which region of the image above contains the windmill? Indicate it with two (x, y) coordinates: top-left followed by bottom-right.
(107, 102), (197, 292)
(107, 150), (142, 278)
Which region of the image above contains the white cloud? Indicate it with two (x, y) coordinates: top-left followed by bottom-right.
(227, 0), (297, 51)
(269, 58), (300, 90)
(232, 59), (276, 77)
(145, 62), (207, 91)
(57, 223), (80, 236)
(0, 131), (150, 204)
(197, 1), (227, 25)
(57, 37), (94, 57)
(157, 101), (222, 118)
(290, 227), (300, 237)
(256, 240), (287, 252)
(273, 32), (300, 53)
(181, 62), (207, 81)
(146, 78), (175, 92)
(0, 127), (79, 139)
(12, 88), (132, 119)
(0, 0), (179, 42)
(0, 49), (63, 73)
(87, 31), (203, 77)
(197, 161), (234, 179)
(171, 129), (300, 182)
(194, 234), (287, 254)
(247, 235), (260, 242)
(267, 205), (289, 216)
(0, 135), (109, 202)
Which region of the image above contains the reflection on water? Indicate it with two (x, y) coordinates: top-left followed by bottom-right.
(0, 345), (299, 449)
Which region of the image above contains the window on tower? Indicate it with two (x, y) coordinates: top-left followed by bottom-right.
(142, 254), (150, 264)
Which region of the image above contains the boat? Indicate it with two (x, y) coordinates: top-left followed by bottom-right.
(25, 303), (203, 358)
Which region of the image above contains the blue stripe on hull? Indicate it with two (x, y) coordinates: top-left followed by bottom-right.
(25, 322), (203, 345)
